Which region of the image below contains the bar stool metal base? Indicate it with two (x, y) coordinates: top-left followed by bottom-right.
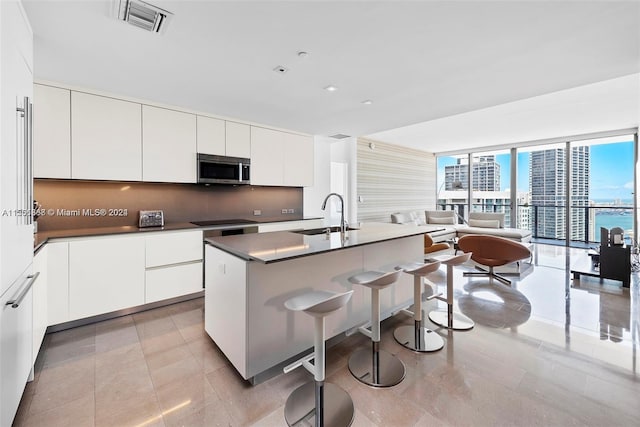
(348, 343), (405, 387)
(393, 321), (444, 352)
(284, 381), (354, 427)
(428, 310), (474, 331)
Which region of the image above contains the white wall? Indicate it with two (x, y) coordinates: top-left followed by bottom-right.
(330, 137), (358, 224)
(303, 136), (331, 220)
(302, 136), (358, 226)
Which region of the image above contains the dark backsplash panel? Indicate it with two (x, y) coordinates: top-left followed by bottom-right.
(34, 180), (303, 231)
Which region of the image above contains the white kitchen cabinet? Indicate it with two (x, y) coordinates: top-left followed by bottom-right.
(146, 262), (202, 304)
(145, 230), (202, 268)
(46, 242), (69, 326)
(1, 1), (33, 422)
(250, 126), (313, 187)
(46, 230), (202, 324)
(197, 118), (250, 159)
(1, 266), (34, 427)
(250, 126), (284, 186)
(69, 235), (145, 320)
(225, 121), (250, 158)
(33, 84), (71, 178)
(204, 245), (247, 377)
(144, 230), (203, 304)
(283, 132), (314, 186)
(71, 91), (142, 181)
(32, 247), (47, 365)
(1, 0), (34, 297)
(196, 115), (225, 155)
(143, 105), (197, 183)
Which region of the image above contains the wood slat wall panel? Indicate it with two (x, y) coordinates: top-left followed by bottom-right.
(357, 138), (436, 223)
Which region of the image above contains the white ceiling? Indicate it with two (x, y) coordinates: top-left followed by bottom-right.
(370, 73), (640, 153)
(23, 1), (640, 152)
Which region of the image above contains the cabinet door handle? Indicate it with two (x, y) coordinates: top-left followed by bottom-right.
(26, 98), (33, 225)
(16, 101), (25, 225)
(6, 272), (40, 309)
(15, 96), (33, 226)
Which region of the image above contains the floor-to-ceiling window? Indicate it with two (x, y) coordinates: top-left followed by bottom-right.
(435, 129), (638, 247)
(525, 143), (568, 242)
(436, 155), (468, 221)
(470, 149), (512, 226)
(570, 135), (635, 244)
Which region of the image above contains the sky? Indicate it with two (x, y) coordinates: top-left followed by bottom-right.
(437, 139), (635, 202)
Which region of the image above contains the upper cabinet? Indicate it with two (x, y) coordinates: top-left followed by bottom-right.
(283, 132), (314, 187)
(34, 84), (71, 179)
(71, 92), (142, 181)
(251, 126), (314, 187)
(33, 85), (312, 186)
(196, 115), (225, 155)
(225, 121), (250, 158)
(197, 117), (250, 159)
(251, 126), (283, 186)
(143, 105), (196, 183)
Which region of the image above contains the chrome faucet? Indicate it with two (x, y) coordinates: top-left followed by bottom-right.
(321, 193), (347, 234)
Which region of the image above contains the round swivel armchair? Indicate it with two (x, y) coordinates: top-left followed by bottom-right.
(456, 235), (531, 286)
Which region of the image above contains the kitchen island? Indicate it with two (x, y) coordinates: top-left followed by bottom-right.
(204, 222), (427, 382)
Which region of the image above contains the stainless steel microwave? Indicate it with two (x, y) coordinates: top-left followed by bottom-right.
(197, 154), (250, 185)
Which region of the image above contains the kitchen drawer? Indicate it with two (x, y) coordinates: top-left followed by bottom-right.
(145, 262), (202, 304)
(145, 230), (203, 268)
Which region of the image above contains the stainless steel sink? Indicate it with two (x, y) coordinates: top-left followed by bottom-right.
(293, 226), (358, 236)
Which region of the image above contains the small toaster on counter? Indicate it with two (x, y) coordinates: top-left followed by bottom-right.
(138, 210), (165, 228)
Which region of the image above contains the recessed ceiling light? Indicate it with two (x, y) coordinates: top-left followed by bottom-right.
(297, 51), (308, 58)
(273, 66), (289, 74)
(324, 85), (338, 92)
(361, 100), (373, 105)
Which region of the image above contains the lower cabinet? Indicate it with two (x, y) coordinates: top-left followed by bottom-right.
(46, 242), (69, 325)
(204, 244), (247, 377)
(69, 235), (146, 321)
(32, 247), (48, 365)
(145, 262), (202, 304)
(0, 265), (34, 427)
(45, 230), (203, 325)
(144, 230), (203, 303)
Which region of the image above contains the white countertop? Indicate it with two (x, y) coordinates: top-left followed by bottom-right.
(205, 222), (433, 263)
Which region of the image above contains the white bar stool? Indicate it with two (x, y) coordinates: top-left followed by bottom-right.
(283, 290), (355, 427)
(393, 260), (445, 352)
(428, 252), (475, 330)
(347, 270), (406, 387)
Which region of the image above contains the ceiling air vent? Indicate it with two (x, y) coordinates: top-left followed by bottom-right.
(330, 134), (351, 139)
(116, 0), (172, 34)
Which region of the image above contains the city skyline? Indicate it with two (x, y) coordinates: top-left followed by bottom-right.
(437, 139), (634, 202)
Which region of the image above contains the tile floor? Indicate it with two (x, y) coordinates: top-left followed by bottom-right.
(13, 244), (640, 426)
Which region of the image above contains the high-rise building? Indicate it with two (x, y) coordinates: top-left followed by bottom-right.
(529, 146), (589, 240)
(438, 190), (530, 229)
(444, 156), (500, 191)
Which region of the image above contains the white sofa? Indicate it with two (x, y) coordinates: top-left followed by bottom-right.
(391, 210), (532, 243)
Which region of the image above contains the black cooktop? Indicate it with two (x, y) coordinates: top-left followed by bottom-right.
(190, 219), (258, 226)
